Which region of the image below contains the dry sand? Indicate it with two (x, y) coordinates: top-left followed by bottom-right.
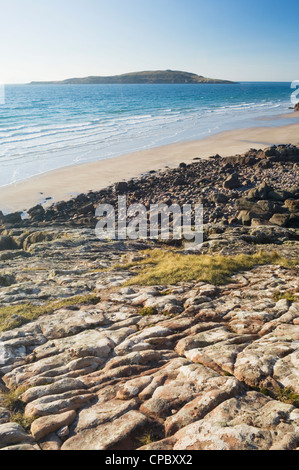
(1, 121), (299, 213)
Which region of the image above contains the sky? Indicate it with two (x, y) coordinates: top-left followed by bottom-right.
(0, 0), (299, 84)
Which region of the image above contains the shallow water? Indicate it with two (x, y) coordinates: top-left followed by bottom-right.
(0, 82), (296, 187)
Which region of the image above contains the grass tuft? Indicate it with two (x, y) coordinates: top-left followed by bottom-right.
(0, 294), (101, 332)
(139, 307), (158, 317)
(136, 431), (157, 447)
(10, 412), (36, 432)
(273, 291), (298, 303)
(1, 386), (36, 431)
(123, 249), (297, 287)
(275, 387), (299, 407)
(0, 387), (28, 413)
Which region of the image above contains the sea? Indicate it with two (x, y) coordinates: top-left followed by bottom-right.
(0, 82), (297, 188)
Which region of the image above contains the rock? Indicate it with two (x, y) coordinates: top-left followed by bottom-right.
(236, 210), (253, 226)
(0, 423), (34, 449)
(115, 328), (172, 355)
(143, 295), (182, 314)
(74, 399), (139, 433)
(28, 205), (45, 222)
(246, 182), (271, 200)
(0, 236), (17, 251)
(224, 151), (258, 166)
(212, 193), (229, 204)
(140, 363), (230, 420)
(256, 200), (276, 212)
(38, 433), (62, 451)
(295, 102), (299, 111)
(164, 377), (243, 436)
(25, 392), (96, 418)
(0, 342), (27, 369)
(137, 437), (176, 451)
(235, 198), (256, 211)
(269, 213), (290, 227)
(173, 176), (185, 186)
(77, 203), (95, 216)
(268, 190), (292, 202)
(31, 410), (77, 441)
(251, 218), (272, 227)
(273, 350), (299, 393)
(0, 408), (11, 425)
(116, 377), (153, 400)
(2, 212), (22, 225)
(284, 199), (299, 213)
(61, 410), (150, 450)
(289, 212), (299, 227)
(234, 324), (298, 389)
(34, 308), (109, 340)
(23, 231), (63, 250)
(32, 330), (115, 361)
(223, 174), (240, 190)
(114, 182), (128, 193)
(0, 444), (39, 450)
(264, 146), (280, 158)
(0, 273), (16, 287)
(21, 378), (87, 404)
(173, 392), (299, 451)
(237, 204), (274, 225)
(56, 426), (70, 439)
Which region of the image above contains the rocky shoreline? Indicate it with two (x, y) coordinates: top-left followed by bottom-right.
(0, 144), (298, 450)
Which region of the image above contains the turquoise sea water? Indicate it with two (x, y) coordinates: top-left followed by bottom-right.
(0, 82), (297, 187)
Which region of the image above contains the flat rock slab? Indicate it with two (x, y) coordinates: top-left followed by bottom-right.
(61, 410), (150, 450)
(172, 392), (299, 451)
(0, 423), (35, 449)
(31, 410), (77, 441)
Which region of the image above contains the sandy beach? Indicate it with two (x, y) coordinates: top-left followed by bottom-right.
(1, 121), (299, 213)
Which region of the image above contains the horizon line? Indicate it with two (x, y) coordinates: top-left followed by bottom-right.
(2, 80), (296, 86)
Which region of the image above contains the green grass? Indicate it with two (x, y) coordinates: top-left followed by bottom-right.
(157, 289), (173, 296)
(136, 431), (157, 447)
(10, 412), (36, 432)
(0, 387), (36, 431)
(0, 386), (28, 412)
(273, 291), (298, 303)
(123, 249), (297, 287)
(0, 294), (101, 332)
(139, 307), (158, 317)
(275, 387), (299, 407)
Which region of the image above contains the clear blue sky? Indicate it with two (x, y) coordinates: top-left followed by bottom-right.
(1, 0), (299, 83)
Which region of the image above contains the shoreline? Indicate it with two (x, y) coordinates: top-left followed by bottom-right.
(1, 120), (299, 213)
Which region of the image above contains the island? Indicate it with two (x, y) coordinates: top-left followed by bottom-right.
(29, 70), (236, 85)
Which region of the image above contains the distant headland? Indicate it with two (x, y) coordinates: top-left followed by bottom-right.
(29, 70), (236, 85)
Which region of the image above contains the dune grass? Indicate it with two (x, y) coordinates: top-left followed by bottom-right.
(0, 294), (100, 332)
(124, 249), (297, 287)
